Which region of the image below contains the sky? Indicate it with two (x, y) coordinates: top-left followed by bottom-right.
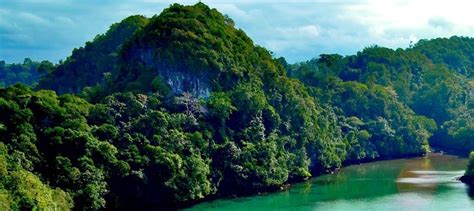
(2, 0), (474, 64)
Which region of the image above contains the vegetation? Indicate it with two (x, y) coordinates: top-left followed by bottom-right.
(290, 41), (472, 154)
(0, 58), (44, 87)
(0, 142), (73, 210)
(0, 85), (101, 209)
(461, 151), (474, 186)
(0, 2), (472, 210)
(37, 15), (149, 94)
(466, 152), (474, 177)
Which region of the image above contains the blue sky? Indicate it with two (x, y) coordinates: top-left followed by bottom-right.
(2, 0), (474, 64)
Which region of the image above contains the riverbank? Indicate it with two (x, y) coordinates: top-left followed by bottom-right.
(184, 150), (472, 209)
(182, 152), (429, 209)
(188, 153), (470, 210)
(430, 147), (471, 157)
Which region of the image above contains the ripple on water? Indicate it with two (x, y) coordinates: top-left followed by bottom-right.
(396, 170), (464, 185)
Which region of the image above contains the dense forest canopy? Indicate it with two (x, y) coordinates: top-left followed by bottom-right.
(0, 2), (472, 210)
(289, 42), (473, 153)
(0, 58), (45, 88)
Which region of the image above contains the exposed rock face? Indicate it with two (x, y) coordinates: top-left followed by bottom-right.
(165, 70), (210, 98)
(132, 47), (211, 98)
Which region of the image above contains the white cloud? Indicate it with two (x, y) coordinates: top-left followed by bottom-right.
(299, 25), (320, 37)
(274, 25), (320, 39)
(3, 0), (474, 63)
(18, 12), (50, 26)
(339, 0), (474, 50)
(217, 3), (252, 20)
(54, 16), (75, 25)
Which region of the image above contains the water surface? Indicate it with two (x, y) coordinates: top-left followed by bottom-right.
(189, 153), (474, 210)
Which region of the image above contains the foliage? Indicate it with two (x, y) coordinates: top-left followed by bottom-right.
(290, 42), (472, 154)
(37, 15), (149, 94)
(0, 142), (73, 210)
(0, 58), (43, 87)
(412, 36), (474, 78)
(466, 151), (474, 177)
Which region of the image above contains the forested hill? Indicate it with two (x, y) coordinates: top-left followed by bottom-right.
(37, 15), (149, 94)
(290, 39), (473, 154)
(0, 59), (44, 87)
(0, 2), (472, 210)
(411, 36), (474, 77)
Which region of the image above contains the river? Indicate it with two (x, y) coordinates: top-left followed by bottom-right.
(189, 153), (474, 210)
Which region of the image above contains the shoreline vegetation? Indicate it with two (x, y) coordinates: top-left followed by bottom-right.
(460, 151), (474, 186)
(187, 151), (466, 209)
(183, 151), (428, 208)
(0, 2), (472, 210)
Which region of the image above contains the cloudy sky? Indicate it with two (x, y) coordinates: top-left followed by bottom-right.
(2, 0), (474, 63)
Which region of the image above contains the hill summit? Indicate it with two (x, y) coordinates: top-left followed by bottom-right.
(114, 3), (284, 97)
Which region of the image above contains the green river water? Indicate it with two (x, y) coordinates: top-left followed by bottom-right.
(189, 153), (474, 210)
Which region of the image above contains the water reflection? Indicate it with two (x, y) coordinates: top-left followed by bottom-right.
(189, 153), (473, 211)
(468, 186), (474, 199)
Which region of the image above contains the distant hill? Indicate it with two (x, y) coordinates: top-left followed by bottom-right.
(0, 58), (43, 87)
(411, 36), (474, 78)
(291, 38), (473, 154)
